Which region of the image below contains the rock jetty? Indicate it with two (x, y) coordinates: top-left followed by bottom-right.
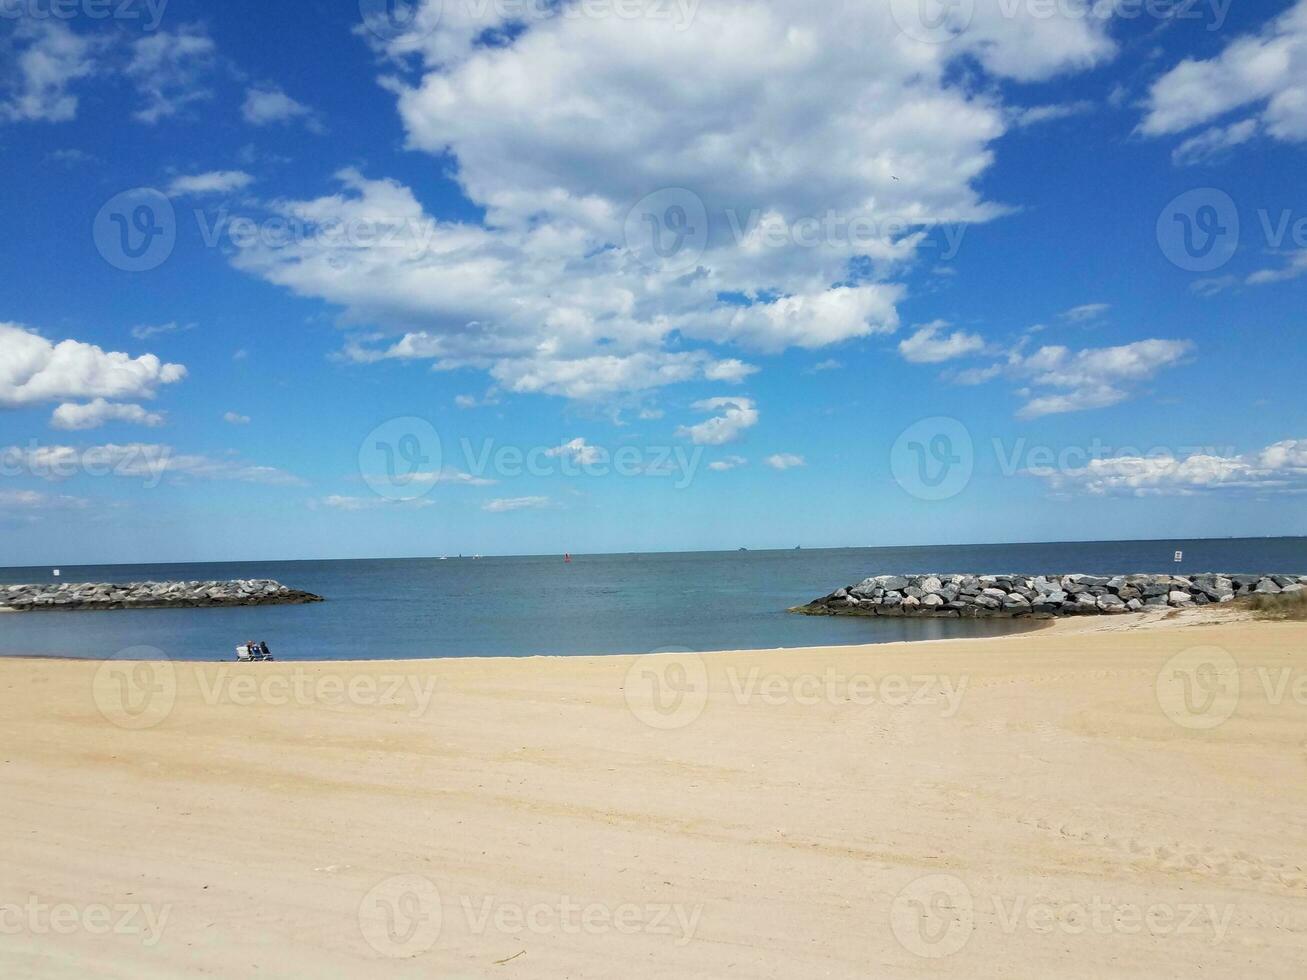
(0, 580), (324, 612)
(794, 573), (1307, 619)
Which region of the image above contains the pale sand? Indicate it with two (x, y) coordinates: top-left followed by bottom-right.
(2, 612), (1306, 978)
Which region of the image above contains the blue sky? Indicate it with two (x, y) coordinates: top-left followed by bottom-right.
(2, 0), (1306, 564)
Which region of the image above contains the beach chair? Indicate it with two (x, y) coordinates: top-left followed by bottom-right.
(235, 643), (273, 662)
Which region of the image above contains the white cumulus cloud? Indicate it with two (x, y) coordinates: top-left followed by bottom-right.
(1141, 1), (1307, 146)
(228, 2), (1117, 400)
(1026, 438), (1307, 497)
(676, 397), (759, 446)
(0, 323), (186, 409)
(51, 399), (165, 431)
(764, 453), (806, 470)
(898, 320), (985, 363)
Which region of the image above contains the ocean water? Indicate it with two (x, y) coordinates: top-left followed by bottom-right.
(1, 537), (1303, 661)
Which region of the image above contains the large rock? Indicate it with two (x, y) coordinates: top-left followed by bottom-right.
(2, 580), (324, 612)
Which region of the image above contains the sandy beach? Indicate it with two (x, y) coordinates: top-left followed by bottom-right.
(2, 611), (1305, 978)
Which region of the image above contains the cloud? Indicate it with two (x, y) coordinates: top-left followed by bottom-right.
(0, 19), (96, 123)
(764, 453), (806, 470)
(242, 84), (321, 130)
(676, 397), (759, 446)
(166, 171), (254, 196)
(223, 411), (251, 425)
(1246, 249), (1307, 285)
(483, 496), (550, 512)
(1011, 101), (1095, 127)
(1190, 275), (1239, 297)
(898, 320), (985, 363)
(2, 443), (302, 486)
(958, 338), (1193, 419)
(230, 2), (1116, 399)
(1141, 1), (1307, 146)
(709, 455), (748, 471)
(454, 388), (501, 409)
(1025, 438), (1307, 497)
(805, 359), (842, 374)
(545, 437), (602, 466)
(0, 489), (90, 513)
(315, 495), (433, 511)
(487, 352), (757, 400)
(1171, 119), (1260, 166)
(126, 25), (216, 124)
(0, 323), (186, 408)
(130, 321), (196, 341)
(50, 399), (165, 431)
(1058, 303), (1110, 322)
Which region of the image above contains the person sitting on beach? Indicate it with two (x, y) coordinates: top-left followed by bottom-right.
(258, 641), (271, 659)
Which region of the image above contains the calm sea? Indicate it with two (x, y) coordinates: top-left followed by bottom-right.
(1, 538), (1303, 661)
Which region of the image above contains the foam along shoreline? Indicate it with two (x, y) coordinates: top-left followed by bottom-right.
(796, 571), (1307, 619)
(1, 606), (1304, 978)
(0, 580), (324, 612)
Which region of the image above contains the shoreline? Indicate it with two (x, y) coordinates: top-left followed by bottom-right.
(0, 604), (1263, 666)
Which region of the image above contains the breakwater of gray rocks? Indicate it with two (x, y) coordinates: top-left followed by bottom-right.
(0, 580), (324, 612)
(794, 573), (1307, 619)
